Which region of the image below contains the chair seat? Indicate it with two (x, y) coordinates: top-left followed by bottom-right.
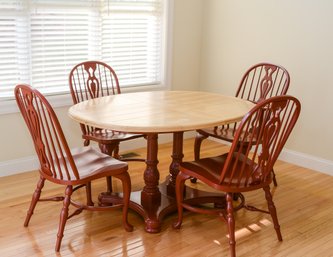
(48, 146), (128, 184)
(83, 129), (144, 144)
(181, 153), (271, 192)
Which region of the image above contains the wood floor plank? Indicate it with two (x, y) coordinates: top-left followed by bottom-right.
(0, 138), (332, 256)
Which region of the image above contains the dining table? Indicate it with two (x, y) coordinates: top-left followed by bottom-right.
(68, 90), (254, 233)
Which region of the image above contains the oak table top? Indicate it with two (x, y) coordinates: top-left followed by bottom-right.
(68, 90), (254, 134)
(68, 90), (254, 233)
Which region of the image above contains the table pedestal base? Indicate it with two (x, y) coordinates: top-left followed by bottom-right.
(98, 176), (244, 233)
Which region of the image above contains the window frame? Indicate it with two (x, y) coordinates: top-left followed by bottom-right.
(0, 0), (174, 115)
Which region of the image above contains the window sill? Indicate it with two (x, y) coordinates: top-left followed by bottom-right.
(0, 84), (168, 115)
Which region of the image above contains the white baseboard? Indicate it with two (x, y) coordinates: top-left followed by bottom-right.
(279, 149), (333, 176)
(0, 156), (39, 177)
(2, 133), (332, 177)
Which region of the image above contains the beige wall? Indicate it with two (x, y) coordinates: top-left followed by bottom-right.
(171, 0), (203, 90)
(199, 0), (333, 161)
(1, 0), (332, 172)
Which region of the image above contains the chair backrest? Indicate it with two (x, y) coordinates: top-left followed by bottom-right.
(236, 63), (290, 103)
(217, 63), (290, 134)
(15, 84), (80, 181)
(68, 61), (120, 136)
(219, 95), (300, 187)
(69, 60), (121, 104)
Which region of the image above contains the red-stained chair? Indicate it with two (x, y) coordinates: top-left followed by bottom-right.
(173, 95), (301, 257)
(15, 84), (133, 252)
(193, 63), (290, 186)
(69, 61), (145, 202)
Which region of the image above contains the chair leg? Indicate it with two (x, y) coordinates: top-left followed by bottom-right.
(85, 182), (94, 206)
(272, 169), (278, 187)
(263, 186), (282, 241)
(55, 185), (73, 252)
(226, 193), (236, 257)
(113, 144), (121, 159)
(24, 176), (45, 227)
(194, 132), (208, 161)
(173, 171), (189, 229)
(191, 133), (208, 183)
(99, 142), (120, 193)
(98, 142), (119, 158)
(106, 176), (113, 193)
(116, 172), (133, 232)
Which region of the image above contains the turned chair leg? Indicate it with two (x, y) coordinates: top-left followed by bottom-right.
(194, 133), (208, 161)
(98, 142), (121, 193)
(113, 144), (121, 159)
(55, 186), (73, 252)
(117, 172), (133, 232)
(272, 169), (278, 187)
(226, 193), (236, 257)
(191, 133), (208, 183)
(85, 182), (94, 206)
(24, 176), (45, 227)
(106, 176), (113, 193)
(173, 171), (189, 229)
(264, 186), (282, 241)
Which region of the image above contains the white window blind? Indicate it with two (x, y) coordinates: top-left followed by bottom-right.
(0, 0), (165, 101)
(101, 0), (162, 87)
(0, 1), (29, 99)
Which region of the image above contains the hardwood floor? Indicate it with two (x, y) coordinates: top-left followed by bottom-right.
(1, 138), (333, 257)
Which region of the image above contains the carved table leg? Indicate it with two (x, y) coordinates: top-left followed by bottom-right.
(140, 133), (162, 232)
(167, 132), (184, 196)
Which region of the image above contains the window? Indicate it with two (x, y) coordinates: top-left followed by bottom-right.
(0, 0), (171, 107)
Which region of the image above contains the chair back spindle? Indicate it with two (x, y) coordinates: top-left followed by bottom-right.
(236, 63), (290, 103)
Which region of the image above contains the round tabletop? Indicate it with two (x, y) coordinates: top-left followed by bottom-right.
(68, 91), (254, 134)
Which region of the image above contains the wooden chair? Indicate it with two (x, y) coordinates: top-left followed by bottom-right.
(15, 84), (133, 252)
(193, 63), (290, 186)
(173, 95), (301, 257)
(69, 61), (145, 201)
